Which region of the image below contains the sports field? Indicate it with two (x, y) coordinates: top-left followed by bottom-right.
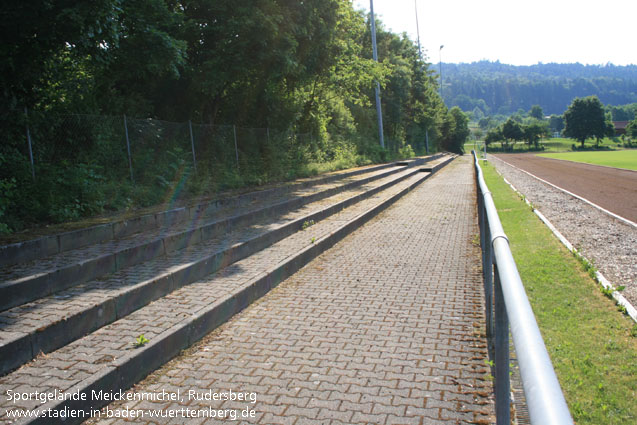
(538, 150), (637, 171)
(494, 153), (637, 222)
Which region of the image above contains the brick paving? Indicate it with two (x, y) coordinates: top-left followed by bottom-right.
(0, 167), (433, 417)
(0, 166), (415, 347)
(91, 155), (494, 424)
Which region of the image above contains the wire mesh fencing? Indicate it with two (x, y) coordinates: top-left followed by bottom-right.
(15, 113), (323, 186)
(0, 111), (332, 228)
(2, 109), (432, 231)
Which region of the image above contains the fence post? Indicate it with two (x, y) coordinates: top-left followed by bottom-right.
(494, 265), (510, 425)
(24, 107), (36, 181)
(233, 125), (239, 169)
(123, 115), (134, 184)
(188, 120), (197, 172)
(425, 130), (429, 155)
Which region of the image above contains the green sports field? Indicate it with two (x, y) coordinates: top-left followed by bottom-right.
(538, 150), (637, 171)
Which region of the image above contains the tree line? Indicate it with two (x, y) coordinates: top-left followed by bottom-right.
(482, 97), (637, 151)
(0, 0), (468, 234)
(442, 61), (637, 116)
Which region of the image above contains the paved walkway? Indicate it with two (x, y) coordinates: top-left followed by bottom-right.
(93, 155), (494, 425)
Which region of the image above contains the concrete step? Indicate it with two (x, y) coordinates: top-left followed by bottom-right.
(0, 158), (451, 376)
(0, 156), (441, 268)
(0, 157), (442, 312)
(0, 156), (454, 424)
(0, 159), (413, 269)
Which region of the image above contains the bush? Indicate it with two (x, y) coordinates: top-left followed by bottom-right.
(361, 143), (390, 163)
(398, 144), (416, 159)
(0, 176), (16, 234)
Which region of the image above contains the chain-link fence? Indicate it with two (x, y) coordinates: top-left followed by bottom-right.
(3, 109), (435, 232)
(17, 112), (322, 185)
(0, 111), (338, 231)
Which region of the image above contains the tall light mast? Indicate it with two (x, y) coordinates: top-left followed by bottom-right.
(370, 0), (385, 148)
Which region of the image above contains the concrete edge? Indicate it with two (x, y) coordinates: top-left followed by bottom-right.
(0, 166), (430, 375)
(20, 156), (454, 425)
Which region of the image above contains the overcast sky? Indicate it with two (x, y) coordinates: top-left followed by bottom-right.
(352, 0), (637, 66)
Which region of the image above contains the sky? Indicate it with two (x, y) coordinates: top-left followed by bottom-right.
(352, 0), (637, 66)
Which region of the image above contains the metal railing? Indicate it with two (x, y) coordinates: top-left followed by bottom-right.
(472, 151), (574, 425)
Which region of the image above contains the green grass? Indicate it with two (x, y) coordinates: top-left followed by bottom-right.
(480, 160), (637, 425)
(484, 137), (623, 153)
(538, 150), (637, 171)
(540, 137), (620, 152)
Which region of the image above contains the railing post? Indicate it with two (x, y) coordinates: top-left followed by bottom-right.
(494, 264), (511, 425)
(485, 223), (494, 358)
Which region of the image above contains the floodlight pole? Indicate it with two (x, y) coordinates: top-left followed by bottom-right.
(415, 0), (428, 154)
(415, 0), (422, 58)
(439, 45), (444, 102)
(370, 0), (385, 149)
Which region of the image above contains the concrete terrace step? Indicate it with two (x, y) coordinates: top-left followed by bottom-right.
(0, 156), (455, 424)
(0, 157), (452, 376)
(0, 156), (441, 269)
(0, 156), (442, 313)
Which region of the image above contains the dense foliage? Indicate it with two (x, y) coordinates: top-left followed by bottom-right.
(442, 61), (637, 116)
(563, 96), (614, 147)
(1, 0), (467, 234)
(484, 114), (550, 151)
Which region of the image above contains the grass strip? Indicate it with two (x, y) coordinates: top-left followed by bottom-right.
(480, 160), (637, 425)
(538, 150), (637, 171)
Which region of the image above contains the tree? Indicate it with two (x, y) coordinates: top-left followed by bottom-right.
(522, 120), (548, 149)
(563, 96), (608, 148)
(484, 127), (503, 148)
(626, 118), (637, 139)
(478, 117), (492, 130)
(549, 114), (564, 135)
(501, 118), (524, 150)
(529, 105), (544, 120)
(441, 107), (470, 154)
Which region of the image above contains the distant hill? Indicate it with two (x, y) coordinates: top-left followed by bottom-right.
(441, 61), (637, 116)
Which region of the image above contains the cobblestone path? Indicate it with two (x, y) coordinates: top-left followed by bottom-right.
(93, 155), (494, 425)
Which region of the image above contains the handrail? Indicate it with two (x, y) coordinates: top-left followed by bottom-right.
(472, 151), (574, 425)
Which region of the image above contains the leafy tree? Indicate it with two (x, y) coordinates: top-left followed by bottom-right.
(529, 105), (544, 120)
(94, 0), (187, 116)
(0, 0), (452, 231)
(626, 118), (637, 139)
(563, 96), (608, 147)
(440, 107), (469, 154)
(501, 118), (524, 150)
(606, 103), (637, 121)
(522, 120), (548, 149)
(549, 114), (564, 134)
(484, 127), (503, 148)
(478, 117), (493, 130)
